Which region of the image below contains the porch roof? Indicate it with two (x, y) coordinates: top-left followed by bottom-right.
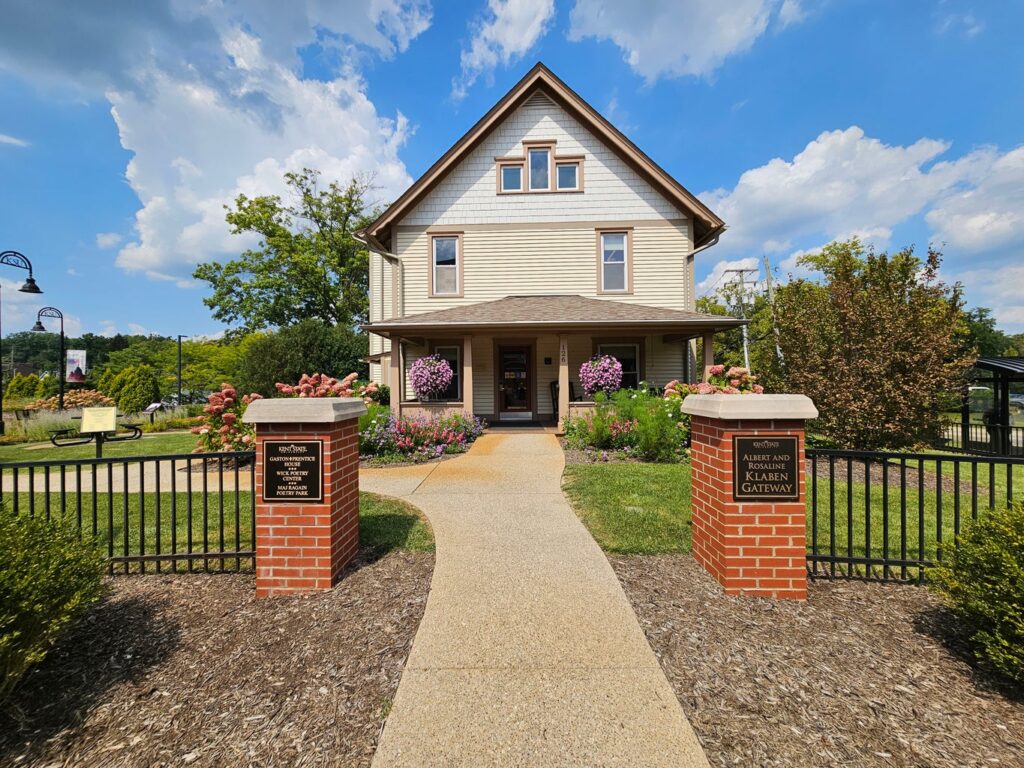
(362, 295), (746, 337)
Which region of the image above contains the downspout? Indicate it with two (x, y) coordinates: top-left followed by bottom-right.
(685, 228), (723, 382)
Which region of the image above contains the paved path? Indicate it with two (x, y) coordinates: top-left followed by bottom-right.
(361, 433), (708, 767)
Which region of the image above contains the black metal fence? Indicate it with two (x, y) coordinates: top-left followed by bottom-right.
(937, 422), (1024, 458)
(0, 451), (256, 574)
(806, 448), (1024, 583)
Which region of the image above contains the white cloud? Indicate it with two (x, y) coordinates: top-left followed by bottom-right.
(777, 0), (806, 28)
(0, 132), (29, 147)
(98, 320), (118, 337)
(936, 12), (984, 39)
(702, 126), (964, 257)
(926, 147), (1024, 254)
(127, 323), (149, 336)
(453, 0), (555, 99)
(0, 1), (431, 282)
(953, 265), (1024, 330)
(568, 0), (801, 82)
(95, 232), (123, 249)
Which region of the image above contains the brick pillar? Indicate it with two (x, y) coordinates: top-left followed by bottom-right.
(242, 398), (366, 597)
(682, 394), (818, 600)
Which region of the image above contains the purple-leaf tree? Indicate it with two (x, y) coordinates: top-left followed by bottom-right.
(579, 354), (623, 397)
(409, 354), (454, 399)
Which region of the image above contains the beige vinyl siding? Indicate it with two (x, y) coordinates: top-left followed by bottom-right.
(535, 335), (559, 415)
(473, 336), (494, 415)
(395, 221), (690, 315)
(645, 335), (686, 388)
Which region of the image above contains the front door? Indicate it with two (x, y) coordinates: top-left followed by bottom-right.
(498, 345), (531, 417)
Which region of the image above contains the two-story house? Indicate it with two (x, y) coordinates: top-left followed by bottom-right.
(360, 63), (743, 425)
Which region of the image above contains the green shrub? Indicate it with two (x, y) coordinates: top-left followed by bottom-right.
(0, 510), (106, 701)
(108, 364), (162, 414)
(562, 387), (688, 462)
(929, 503), (1024, 684)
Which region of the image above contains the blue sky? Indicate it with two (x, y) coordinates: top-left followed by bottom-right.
(1, 0), (1022, 337)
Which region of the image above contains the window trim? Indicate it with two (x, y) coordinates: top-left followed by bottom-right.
(428, 232), (464, 298)
(594, 338), (645, 389)
(432, 343), (462, 401)
(496, 160), (525, 194)
(595, 228), (633, 295)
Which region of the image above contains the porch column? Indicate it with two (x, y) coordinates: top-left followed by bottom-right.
(389, 338), (402, 417)
(702, 331), (715, 381)
(462, 336), (474, 416)
(558, 334), (570, 428)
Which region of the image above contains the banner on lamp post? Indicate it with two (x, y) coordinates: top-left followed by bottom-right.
(66, 350), (87, 382)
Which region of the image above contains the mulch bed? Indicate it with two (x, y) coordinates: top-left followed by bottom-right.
(611, 554), (1024, 767)
(0, 550), (434, 767)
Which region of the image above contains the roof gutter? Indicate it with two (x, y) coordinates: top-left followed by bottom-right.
(691, 230), (722, 256)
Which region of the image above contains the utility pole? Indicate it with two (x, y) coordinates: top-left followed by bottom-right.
(762, 254), (785, 367)
(723, 267), (757, 372)
(177, 334), (184, 407)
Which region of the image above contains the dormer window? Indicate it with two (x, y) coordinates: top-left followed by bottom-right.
(497, 140), (582, 194)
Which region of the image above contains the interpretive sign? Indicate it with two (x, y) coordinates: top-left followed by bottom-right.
(732, 435), (800, 501)
(80, 407), (117, 434)
(263, 440), (323, 503)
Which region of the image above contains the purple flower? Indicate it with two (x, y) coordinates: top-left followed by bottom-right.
(579, 355), (623, 397)
(409, 354), (454, 398)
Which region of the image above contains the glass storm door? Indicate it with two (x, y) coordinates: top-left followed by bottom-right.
(499, 346), (530, 412)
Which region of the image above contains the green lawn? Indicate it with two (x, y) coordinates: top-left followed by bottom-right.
(0, 431), (198, 464)
(562, 463), (692, 553)
(3, 489), (432, 573)
(562, 459), (1023, 576)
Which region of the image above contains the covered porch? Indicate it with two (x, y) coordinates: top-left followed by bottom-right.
(363, 295), (745, 425)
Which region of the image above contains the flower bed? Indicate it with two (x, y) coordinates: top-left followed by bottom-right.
(563, 368), (765, 463)
(359, 403), (485, 463)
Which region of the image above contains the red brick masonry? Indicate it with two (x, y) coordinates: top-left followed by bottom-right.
(253, 419), (360, 596)
(689, 416), (808, 600)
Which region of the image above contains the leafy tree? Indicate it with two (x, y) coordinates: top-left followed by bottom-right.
(107, 365), (161, 414)
(194, 169), (375, 333)
(962, 307), (1013, 357)
(696, 288), (784, 391)
(234, 320), (368, 397)
(774, 239), (973, 449)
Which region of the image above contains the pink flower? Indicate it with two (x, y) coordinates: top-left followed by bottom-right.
(708, 364), (726, 376)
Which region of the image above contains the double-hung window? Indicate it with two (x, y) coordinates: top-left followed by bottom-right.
(433, 345), (461, 400)
(598, 231), (629, 293)
(431, 235), (460, 296)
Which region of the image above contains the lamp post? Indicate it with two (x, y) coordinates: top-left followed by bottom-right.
(0, 251), (43, 434)
(32, 306), (65, 411)
(177, 334), (185, 406)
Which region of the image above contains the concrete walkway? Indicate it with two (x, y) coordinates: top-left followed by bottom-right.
(361, 432), (708, 767)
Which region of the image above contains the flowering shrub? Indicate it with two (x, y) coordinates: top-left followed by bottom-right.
(24, 389), (114, 412)
(359, 403), (485, 462)
(275, 372), (379, 402)
(408, 355), (454, 399)
(563, 387), (688, 462)
(579, 355), (623, 397)
(664, 365), (764, 399)
(192, 382), (262, 452)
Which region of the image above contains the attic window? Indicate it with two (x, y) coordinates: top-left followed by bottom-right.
(528, 147), (550, 190)
(499, 163), (523, 192)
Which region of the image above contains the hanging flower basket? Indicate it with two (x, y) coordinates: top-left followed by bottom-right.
(579, 354), (623, 397)
(409, 354), (454, 400)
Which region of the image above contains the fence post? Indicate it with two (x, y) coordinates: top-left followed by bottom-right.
(243, 397), (366, 597)
(682, 394), (818, 600)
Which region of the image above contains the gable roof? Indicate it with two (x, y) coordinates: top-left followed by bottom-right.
(363, 63), (725, 250)
(362, 295), (744, 335)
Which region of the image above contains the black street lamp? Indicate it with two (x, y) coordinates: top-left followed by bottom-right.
(32, 306), (65, 411)
(0, 250), (43, 434)
(177, 334), (185, 406)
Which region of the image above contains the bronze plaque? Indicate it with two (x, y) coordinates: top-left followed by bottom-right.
(733, 436), (800, 501)
(263, 440), (323, 503)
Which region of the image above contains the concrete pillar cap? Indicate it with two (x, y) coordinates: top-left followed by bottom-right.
(242, 397), (367, 424)
(681, 393), (818, 420)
